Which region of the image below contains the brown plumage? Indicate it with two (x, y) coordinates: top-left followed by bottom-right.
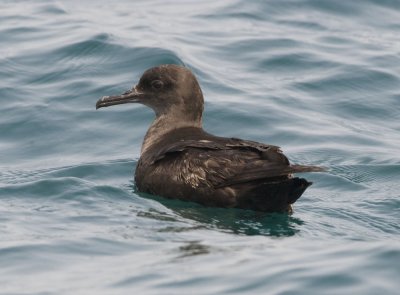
(96, 64), (323, 213)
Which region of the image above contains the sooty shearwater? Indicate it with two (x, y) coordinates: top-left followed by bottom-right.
(96, 64), (323, 213)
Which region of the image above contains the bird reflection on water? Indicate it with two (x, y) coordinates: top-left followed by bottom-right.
(135, 190), (304, 237)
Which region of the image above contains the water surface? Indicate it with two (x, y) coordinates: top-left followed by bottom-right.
(1, 0), (399, 294)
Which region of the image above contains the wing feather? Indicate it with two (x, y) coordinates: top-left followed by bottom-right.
(151, 138), (323, 189)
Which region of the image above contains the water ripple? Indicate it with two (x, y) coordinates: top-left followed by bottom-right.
(1, 0), (399, 294)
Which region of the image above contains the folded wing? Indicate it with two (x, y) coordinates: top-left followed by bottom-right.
(151, 137), (323, 189)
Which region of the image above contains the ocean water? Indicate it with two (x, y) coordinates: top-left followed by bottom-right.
(1, 0), (399, 294)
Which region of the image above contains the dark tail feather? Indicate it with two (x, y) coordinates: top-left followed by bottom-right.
(287, 177), (311, 204)
(236, 177), (312, 213)
(290, 164), (325, 173)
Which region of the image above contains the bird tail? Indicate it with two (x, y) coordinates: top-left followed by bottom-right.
(235, 177), (312, 213)
(290, 164), (325, 173)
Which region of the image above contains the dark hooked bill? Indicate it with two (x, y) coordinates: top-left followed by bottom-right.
(96, 88), (143, 109)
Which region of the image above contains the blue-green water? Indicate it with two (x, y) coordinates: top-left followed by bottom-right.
(1, 0), (399, 294)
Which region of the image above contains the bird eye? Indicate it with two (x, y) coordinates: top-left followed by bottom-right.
(151, 80), (163, 90)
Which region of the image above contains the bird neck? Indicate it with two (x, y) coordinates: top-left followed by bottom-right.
(141, 112), (202, 155)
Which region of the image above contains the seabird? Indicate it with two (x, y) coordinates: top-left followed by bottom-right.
(96, 64), (323, 213)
